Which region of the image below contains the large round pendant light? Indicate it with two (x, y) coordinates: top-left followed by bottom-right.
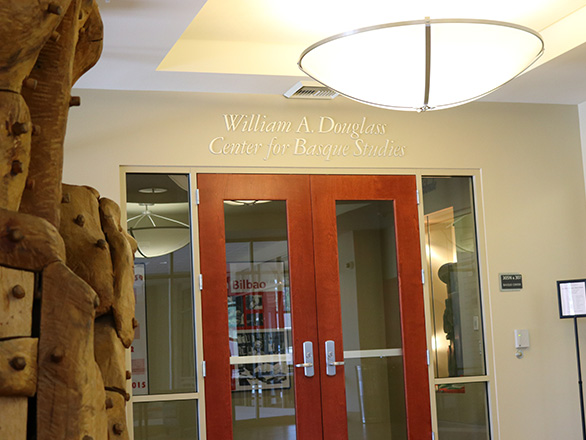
(127, 203), (190, 258)
(298, 18), (544, 112)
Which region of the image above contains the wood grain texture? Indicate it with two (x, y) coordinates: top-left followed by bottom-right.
(99, 198), (135, 348)
(105, 390), (129, 440)
(19, 0), (83, 227)
(0, 207), (65, 271)
(0, 337), (38, 396)
(94, 314), (126, 392)
(0, 1), (114, 439)
(60, 184), (115, 317)
(0, 92), (32, 211)
(0, 396), (27, 440)
(0, 266), (34, 339)
(0, 0), (72, 93)
(37, 261), (108, 440)
(72, 0), (103, 86)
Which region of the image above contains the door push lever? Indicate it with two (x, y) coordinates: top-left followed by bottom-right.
(325, 340), (344, 376)
(294, 341), (314, 377)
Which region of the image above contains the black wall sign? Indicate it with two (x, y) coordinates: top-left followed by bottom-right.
(500, 273), (523, 291)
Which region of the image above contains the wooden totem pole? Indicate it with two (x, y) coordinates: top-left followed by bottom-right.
(0, 1), (136, 439)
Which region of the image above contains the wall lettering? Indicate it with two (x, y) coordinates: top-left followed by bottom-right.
(210, 114), (408, 162)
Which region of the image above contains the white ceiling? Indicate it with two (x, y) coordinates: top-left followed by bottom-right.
(75, 0), (586, 105)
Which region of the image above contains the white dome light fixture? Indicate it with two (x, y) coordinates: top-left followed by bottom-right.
(298, 18), (544, 112)
(127, 203), (190, 258)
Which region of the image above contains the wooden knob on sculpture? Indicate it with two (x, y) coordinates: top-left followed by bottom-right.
(23, 78), (38, 90)
(74, 214), (85, 226)
(10, 356), (27, 371)
(10, 160), (23, 176)
(50, 347), (65, 363)
(47, 3), (63, 15)
(8, 228), (24, 243)
(11, 122), (28, 136)
(113, 423), (125, 435)
(11, 285), (26, 299)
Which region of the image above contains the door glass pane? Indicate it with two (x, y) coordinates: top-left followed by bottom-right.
(133, 400), (198, 440)
(224, 200), (296, 440)
(336, 201), (407, 440)
(422, 177), (486, 378)
(436, 382), (490, 439)
(126, 173), (196, 395)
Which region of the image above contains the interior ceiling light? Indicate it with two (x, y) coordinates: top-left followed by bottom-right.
(298, 18), (544, 112)
(224, 200), (272, 206)
(127, 203), (190, 258)
(138, 187), (168, 194)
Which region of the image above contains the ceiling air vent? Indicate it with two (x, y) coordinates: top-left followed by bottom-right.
(284, 81), (339, 99)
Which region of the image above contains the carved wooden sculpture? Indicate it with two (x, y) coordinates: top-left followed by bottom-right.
(99, 198), (138, 349)
(0, 1), (136, 439)
(61, 184), (115, 317)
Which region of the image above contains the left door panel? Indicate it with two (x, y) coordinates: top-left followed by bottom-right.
(198, 174), (322, 440)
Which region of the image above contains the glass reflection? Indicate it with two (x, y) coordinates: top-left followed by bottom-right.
(133, 400), (198, 440)
(126, 173), (196, 395)
(436, 382), (490, 440)
(336, 201), (407, 440)
(138, 246), (196, 394)
(224, 200), (296, 440)
(423, 177), (486, 378)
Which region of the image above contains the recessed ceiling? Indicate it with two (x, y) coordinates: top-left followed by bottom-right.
(76, 0), (586, 105)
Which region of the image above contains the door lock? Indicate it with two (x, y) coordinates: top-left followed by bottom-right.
(325, 340), (344, 376)
(294, 341), (314, 377)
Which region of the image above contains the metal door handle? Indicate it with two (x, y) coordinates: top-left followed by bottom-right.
(296, 341), (314, 377)
(328, 360), (345, 366)
(295, 362), (313, 368)
(325, 340), (344, 376)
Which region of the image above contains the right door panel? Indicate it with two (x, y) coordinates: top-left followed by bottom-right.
(310, 175), (431, 440)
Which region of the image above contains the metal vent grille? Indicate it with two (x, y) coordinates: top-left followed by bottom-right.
(284, 81), (339, 99)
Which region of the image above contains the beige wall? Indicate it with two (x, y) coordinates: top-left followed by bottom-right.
(578, 102), (586, 197)
(65, 89), (586, 439)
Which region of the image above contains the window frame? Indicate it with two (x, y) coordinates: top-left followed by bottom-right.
(121, 166), (206, 440)
(417, 169), (496, 440)
(121, 166), (496, 440)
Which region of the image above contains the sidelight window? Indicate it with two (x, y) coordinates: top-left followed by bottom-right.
(422, 176), (491, 440)
(126, 172), (200, 440)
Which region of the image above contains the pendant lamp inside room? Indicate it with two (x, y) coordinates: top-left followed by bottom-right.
(298, 18), (544, 111)
(127, 203), (190, 258)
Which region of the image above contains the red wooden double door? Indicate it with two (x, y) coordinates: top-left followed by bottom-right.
(198, 174), (431, 440)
